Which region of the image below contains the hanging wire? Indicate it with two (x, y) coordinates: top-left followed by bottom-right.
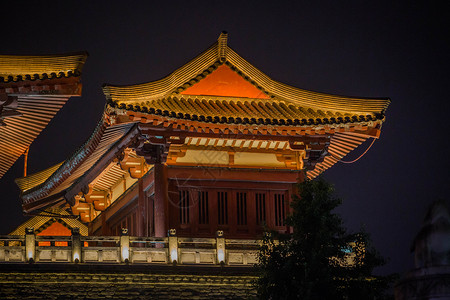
(333, 137), (377, 164)
(331, 124), (382, 164)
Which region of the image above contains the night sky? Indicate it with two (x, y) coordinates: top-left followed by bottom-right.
(1, 1), (449, 276)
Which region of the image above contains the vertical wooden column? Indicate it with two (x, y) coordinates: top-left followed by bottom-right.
(137, 178), (147, 236)
(23, 148), (29, 177)
(286, 184), (294, 234)
(154, 163), (168, 238)
(101, 213), (109, 235)
(148, 195), (154, 236)
(297, 170), (305, 183)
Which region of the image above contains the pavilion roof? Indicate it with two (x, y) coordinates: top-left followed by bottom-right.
(0, 52), (87, 83)
(0, 52), (88, 180)
(104, 32), (389, 118)
(8, 207), (87, 236)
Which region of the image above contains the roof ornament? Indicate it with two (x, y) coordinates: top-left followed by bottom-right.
(218, 31), (228, 62)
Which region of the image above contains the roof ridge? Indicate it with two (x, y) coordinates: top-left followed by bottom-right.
(218, 31), (228, 62)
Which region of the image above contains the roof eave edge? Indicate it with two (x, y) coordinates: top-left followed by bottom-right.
(20, 116), (109, 206)
(63, 123), (140, 206)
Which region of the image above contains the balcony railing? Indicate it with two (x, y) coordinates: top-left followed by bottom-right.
(0, 228), (259, 266)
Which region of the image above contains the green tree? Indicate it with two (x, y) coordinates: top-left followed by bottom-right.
(256, 177), (393, 300)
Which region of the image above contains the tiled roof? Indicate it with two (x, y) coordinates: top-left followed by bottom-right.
(16, 162), (63, 192)
(114, 95), (383, 126)
(104, 33), (389, 116)
(18, 117), (137, 212)
(307, 132), (370, 179)
(8, 207), (88, 236)
(0, 95), (80, 180)
(0, 52), (87, 83)
(0, 52), (88, 180)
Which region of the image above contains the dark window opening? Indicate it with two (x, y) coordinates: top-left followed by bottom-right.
(218, 191), (228, 225)
(237, 192), (247, 226)
(256, 193), (266, 225)
(198, 191), (209, 224)
(179, 190), (190, 224)
(274, 193), (285, 226)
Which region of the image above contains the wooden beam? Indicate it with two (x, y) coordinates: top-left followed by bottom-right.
(2, 76), (83, 96)
(154, 163), (168, 238)
(167, 166), (300, 183)
(138, 123), (335, 143)
(137, 177), (147, 236)
(22, 191), (65, 213)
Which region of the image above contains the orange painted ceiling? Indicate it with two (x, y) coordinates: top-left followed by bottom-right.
(181, 65), (269, 99)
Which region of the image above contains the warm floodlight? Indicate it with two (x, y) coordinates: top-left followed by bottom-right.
(25, 227), (35, 263)
(168, 229), (178, 264)
(216, 230), (225, 264)
(71, 227), (81, 263)
(120, 228), (130, 263)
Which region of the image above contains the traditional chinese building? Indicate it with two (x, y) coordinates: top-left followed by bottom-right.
(15, 32), (389, 240)
(0, 52), (87, 179)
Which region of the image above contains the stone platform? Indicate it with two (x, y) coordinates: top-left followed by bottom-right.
(0, 264), (257, 299)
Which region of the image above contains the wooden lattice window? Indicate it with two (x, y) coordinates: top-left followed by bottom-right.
(179, 190), (190, 224)
(256, 193), (266, 225)
(218, 191), (228, 225)
(198, 191), (209, 225)
(274, 193), (285, 226)
(236, 192), (247, 226)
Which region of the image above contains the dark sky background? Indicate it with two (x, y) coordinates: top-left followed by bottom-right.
(1, 1), (449, 276)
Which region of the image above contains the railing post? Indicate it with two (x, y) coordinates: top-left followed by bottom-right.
(168, 229), (178, 264)
(71, 228), (81, 263)
(216, 230), (225, 265)
(120, 228), (130, 263)
(25, 227), (35, 263)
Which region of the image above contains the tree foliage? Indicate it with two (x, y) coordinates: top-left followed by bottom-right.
(256, 177), (394, 299)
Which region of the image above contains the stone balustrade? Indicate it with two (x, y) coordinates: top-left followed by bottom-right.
(0, 228), (259, 266)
